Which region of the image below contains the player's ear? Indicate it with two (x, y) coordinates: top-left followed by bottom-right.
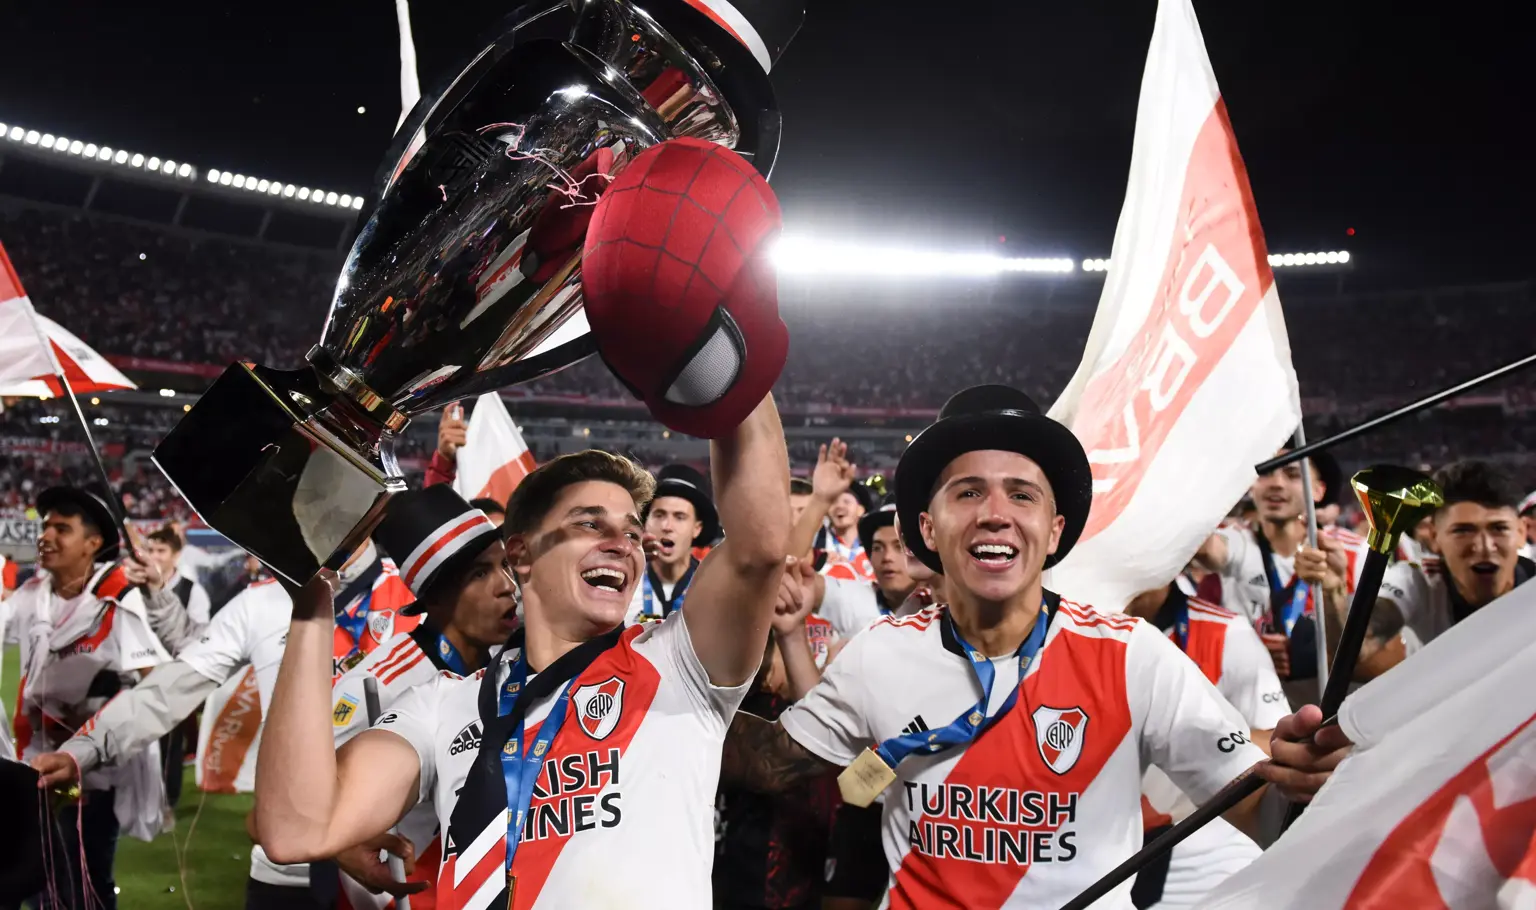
(504, 533), (534, 585)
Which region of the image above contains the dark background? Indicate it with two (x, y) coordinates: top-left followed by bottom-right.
(0, 0), (1527, 284)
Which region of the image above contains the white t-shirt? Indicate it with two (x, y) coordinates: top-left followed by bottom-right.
(779, 600), (1264, 910)
(1374, 554), (1523, 655)
(819, 577), (926, 639)
(173, 566), (213, 627)
(10, 564), (169, 788)
(374, 612), (751, 910)
(332, 630), (466, 910)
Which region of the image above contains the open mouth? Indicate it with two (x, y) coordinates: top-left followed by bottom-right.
(968, 543), (1019, 568)
(657, 537), (676, 554)
(581, 567), (627, 594)
(1471, 562), (1499, 576)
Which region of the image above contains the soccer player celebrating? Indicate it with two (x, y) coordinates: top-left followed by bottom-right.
(254, 394), (790, 910)
(720, 386), (1345, 909)
(1354, 459), (1533, 680)
(627, 464), (719, 623)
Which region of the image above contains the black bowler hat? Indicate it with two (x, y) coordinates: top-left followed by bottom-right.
(857, 503), (897, 552)
(37, 483), (120, 561)
(647, 464), (720, 545)
(374, 486), (500, 616)
(0, 760), (47, 904)
(895, 385), (1093, 574)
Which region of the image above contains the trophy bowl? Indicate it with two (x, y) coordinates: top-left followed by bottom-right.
(154, 0), (798, 584)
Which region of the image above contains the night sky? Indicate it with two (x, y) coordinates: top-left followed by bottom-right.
(0, 0), (1527, 285)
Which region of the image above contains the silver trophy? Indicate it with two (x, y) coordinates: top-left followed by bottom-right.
(154, 0), (802, 584)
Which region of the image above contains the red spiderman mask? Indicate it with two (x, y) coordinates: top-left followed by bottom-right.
(581, 138), (787, 439)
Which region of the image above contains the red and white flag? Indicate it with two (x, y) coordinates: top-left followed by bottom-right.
(1200, 578), (1536, 908)
(0, 240), (136, 397)
(1045, 0), (1301, 611)
(452, 392), (536, 506)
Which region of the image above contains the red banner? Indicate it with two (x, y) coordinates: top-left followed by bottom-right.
(105, 356), (224, 378)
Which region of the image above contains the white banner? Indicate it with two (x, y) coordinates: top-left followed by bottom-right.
(1201, 579), (1536, 908)
(1, 240), (135, 396)
(1046, 0), (1301, 612)
(452, 393), (536, 506)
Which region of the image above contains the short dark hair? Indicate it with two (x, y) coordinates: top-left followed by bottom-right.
(147, 527), (182, 551)
(1433, 460), (1522, 513)
(469, 497), (506, 517)
(46, 502), (104, 551)
(504, 450), (655, 537)
(789, 478), (814, 496)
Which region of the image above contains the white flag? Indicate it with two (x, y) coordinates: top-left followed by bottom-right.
(452, 393), (536, 506)
(1200, 579), (1536, 908)
(1046, 0), (1301, 611)
(0, 240), (136, 396)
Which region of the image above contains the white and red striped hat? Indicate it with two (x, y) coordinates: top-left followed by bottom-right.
(374, 485), (500, 615)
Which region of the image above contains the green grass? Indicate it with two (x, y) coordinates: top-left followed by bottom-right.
(5, 645), (257, 909)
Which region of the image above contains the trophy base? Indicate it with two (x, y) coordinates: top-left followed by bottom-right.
(153, 362), (406, 586)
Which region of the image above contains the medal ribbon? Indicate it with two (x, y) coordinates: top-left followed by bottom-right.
(434, 632), (469, 676)
(497, 656), (574, 883)
(641, 558), (698, 619)
(870, 601), (1050, 771)
(1260, 546), (1311, 636)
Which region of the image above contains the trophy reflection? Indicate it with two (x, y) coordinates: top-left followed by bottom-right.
(154, 0), (801, 584)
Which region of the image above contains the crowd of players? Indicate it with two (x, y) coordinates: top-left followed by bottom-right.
(7, 372), (1535, 910)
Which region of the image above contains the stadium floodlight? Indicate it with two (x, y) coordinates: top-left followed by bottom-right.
(179, 163), (194, 177)
(159, 388), (176, 398)
(298, 187), (311, 200)
(40, 134), (55, 148)
(53, 136), (70, 152)
(83, 143), (97, 157)
(772, 237), (1075, 278)
(324, 191), (338, 205)
(351, 196), (364, 210)
(208, 168), (221, 182)
(258, 178), (270, 192)
(339, 194), (353, 208)
(219, 171), (232, 186)
(268, 181), (282, 195)
(130, 153), (145, 167)
(98, 146), (113, 161)
(113, 149), (128, 163)
(68, 140), (84, 155)
(232, 174), (246, 188)
(283, 184), (296, 197)
(24, 130), (40, 144)
(9, 127), (23, 141)
(147, 156), (161, 170)
(162, 160), (176, 175)
(0, 122), (6, 137)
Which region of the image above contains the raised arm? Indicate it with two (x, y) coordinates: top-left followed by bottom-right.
(770, 557), (825, 702)
(787, 439), (854, 559)
(720, 711), (836, 795)
(683, 394), (792, 686)
(254, 575), (420, 865)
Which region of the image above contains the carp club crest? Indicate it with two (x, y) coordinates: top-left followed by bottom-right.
(1033, 705), (1089, 775)
(573, 677), (625, 741)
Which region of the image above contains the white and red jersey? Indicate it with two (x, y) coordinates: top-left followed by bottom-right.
(1213, 525), (1365, 628)
(778, 598), (1264, 910)
(374, 611), (750, 910)
(818, 525), (874, 584)
(332, 628), (471, 910)
(804, 613), (838, 669)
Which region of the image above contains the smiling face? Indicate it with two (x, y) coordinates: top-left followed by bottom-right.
(508, 480), (645, 634)
(918, 450), (1064, 607)
(829, 491), (864, 534)
(1250, 456), (1325, 524)
(1434, 501), (1522, 605)
(38, 509), (102, 576)
(644, 495), (701, 570)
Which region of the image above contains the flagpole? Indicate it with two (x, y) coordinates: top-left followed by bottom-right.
(1292, 425), (1327, 696)
(21, 299), (130, 543)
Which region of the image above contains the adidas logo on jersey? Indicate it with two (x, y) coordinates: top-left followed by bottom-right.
(449, 721), (484, 756)
(1247, 574), (1267, 587)
(902, 715), (930, 736)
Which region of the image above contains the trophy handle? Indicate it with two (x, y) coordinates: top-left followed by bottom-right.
(410, 333), (600, 412)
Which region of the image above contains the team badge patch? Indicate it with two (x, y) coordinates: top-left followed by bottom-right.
(1033, 705), (1089, 775)
(332, 694), (359, 727)
(573, 677), (625, 741)
(368, 610), (394, 641)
